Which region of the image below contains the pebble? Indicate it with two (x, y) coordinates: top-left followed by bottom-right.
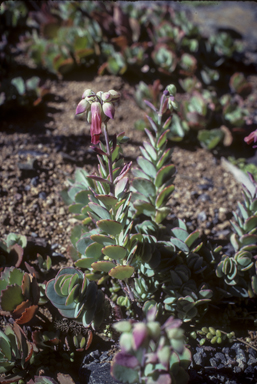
(198, 211), (207, 222)
(38, 191), (47, 200)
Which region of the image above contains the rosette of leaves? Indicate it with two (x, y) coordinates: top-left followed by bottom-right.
(216, 173), (257, 298)
(0, 233), (27, 272)
(111, 305), (191, 384)
(163, 279), (213, 322)
(131, 85), (177, 224)
(0, 76), (50, 113)
(0, 267), (39, 324)
(151, 44), (177, 75)
(221, 94), (248, 128)
(134, 80), (163, 111)
(179, 91), (211, 131)
(229, 72), (252, 98)
(0, 322), (33, 382)
(209, 31), (241, 58)
(45, 267), (107, 329)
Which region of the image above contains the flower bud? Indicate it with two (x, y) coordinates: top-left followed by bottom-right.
(109, 89), (121, 101)
(102, 92), (112, 102)
(103, 102), (115, 119)
(168, 99), (178, 111)
(76, 99), (90, 115)
(82, 88), (94, 99)
(166, 84), (177, 96)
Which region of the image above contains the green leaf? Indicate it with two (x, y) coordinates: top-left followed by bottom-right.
(115, 177), (129, 198)
(137, 157), (157, 178)
(75, 258), (96, 269)
(88, 202), (111, 220)
(198, 129), (224, 150)
(76, 236), (94, 255)
(11, 77), (25, 95)
(131, 167), (150, 179)
(157, 129), (169, 149)
(90, 234), (116, 246)
(155, 207), (171, 224)
(143, 142), (157, 161)
(170, 238), (189, 253)
(65, 284), (80, 306)
(155, 185), (174, 208)
(133, 200), (155, 216)
(102, 245), (127, 260)
(156, 148), (173, 169)
(74, 190), (91, 205)
(1, 285), (24, 312)
(97, 220), (123, 236)
(111, 361), (139, 383)
(155, 164), (176, 188)
(172, 228), (189, 242)
(69, 203), (84, 214)
(26, 76), (40, 91)
(95, 194), (118, 206)
(185, 230), (200, 248)
(85, 242), (103, 259)
(132, 178), (156, 197)
(9, 267), (24, 286)
(109, 265), (134, 280)
(91, 261), (116, 273)
(244, 216), (257, 232)
(238, 202), (249, 220)
(240, 234), (257, 246)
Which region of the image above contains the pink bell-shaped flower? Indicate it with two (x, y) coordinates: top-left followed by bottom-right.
(90, 102), (102, 145)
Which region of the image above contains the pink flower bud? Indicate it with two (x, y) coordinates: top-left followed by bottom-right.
(90, 102), (102, 145)
(103, 102), (115, 119)
(76, 99), (90, 115)
(102, 92), (111, 102)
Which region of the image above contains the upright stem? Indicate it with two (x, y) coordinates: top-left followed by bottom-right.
(103, 123), (115, 196)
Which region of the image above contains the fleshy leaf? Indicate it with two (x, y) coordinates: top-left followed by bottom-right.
(91, 261), (116, 273)
(132, 178), (156, 197)
(97, 220), (123, 236)
(109, 265), (134, 280)
(137, 157), (157, 178)
(102, 245), (127, 260)
(90, 234), (116, 246)
(155, 165), (176, 188)
(155, 185), (174, 208)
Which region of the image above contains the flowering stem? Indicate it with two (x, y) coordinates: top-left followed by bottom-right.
(103, 123), (114, 196)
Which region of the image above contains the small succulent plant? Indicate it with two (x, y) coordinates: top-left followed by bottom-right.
(131, 84), (177, 224)
(111, 305), (191, 384)
(45, 267), (107, 329)
(0, 322), (33, 380)
(0, 266), (39, 324)
(0, 233), (27, 272)
(216, 173), (257, 298)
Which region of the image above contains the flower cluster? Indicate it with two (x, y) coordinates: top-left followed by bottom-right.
(76, 89), (121, 144)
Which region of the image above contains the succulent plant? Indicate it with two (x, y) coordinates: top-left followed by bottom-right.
(0, 266), (39, 324)
(0, 233), (27, 272)
(0, 322), (33, 380)
(216, 173), (257, 298)
(131, 84), (177, 224)
(111, 305), (191, 384)
(45, 267), (108, 329)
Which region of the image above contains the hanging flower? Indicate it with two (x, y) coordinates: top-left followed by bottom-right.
(90, 102), (102, 145)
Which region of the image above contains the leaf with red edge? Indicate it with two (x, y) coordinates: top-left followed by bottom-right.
(15, 305), (38, 325)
